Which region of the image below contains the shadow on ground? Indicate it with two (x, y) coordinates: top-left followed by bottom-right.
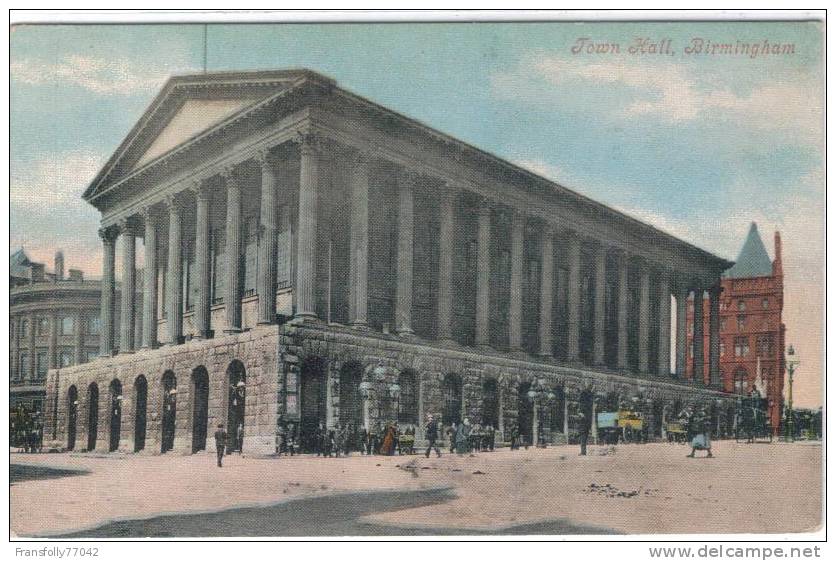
(47, 487), (617, 537)
(10, 464), (88, 485)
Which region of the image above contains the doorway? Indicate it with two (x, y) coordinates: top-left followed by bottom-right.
(86, 383), (99, 451)
(133, 375), (147, 452)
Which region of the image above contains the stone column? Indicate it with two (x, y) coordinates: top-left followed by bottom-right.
(708, 282), (721, 387)
(48, 311), (58, 369)
(566, 233), (581, 361)
(295, 133), (321, 321)
(616, 253), (629, 370)
(193, 182), (212, 337)
(508, 211), (524, 351)
(657, 273), (672, 377)
(395, 170), (416, 335)
(11, 316), (20, 379)
(693, 288), (705, 385)
(593, 243), (607, 365)
(474, 199), (491, 346)
(165, 196), (184, 345)
(437, 188), (456, 343)
(141, 207), (158, 349)
(120, 220), (137, 353)
(675, 285), (689, 378)
(638, 267), (651, 374)
(257, 151), (279, 325)
(99, 226), (117, 357)
(349, 152), (371, 328)
(224, 169), (243, 331)
(538, 225), (555, 357)
(74, 310), (84, 365)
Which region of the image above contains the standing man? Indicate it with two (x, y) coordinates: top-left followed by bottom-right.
(425, 414), (442, 458)
(214, 423), (228, 467)
(578, 411), (590, 456)
(236, 422), (245, 455)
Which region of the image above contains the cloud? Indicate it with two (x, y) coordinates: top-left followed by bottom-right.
(491, 54), (823, 146)
(11, 149), (105, 206)
(514, 158), (570, 183)
(11, 54), (197, 96)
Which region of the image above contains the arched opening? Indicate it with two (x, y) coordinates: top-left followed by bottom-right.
(86, 383), (99, 451)
(398, 369), (419, 425)
(517, 382), (534, 445)
(66, 385), (78, 451)
(442, 373), (462, 428)
(549, 386), (565, 434)
(600, 391), (620, 413)
(226, 360), (246, 453)
(108, 379), (123, 452)
(578, 388), (594, 438)
(300, 357), (327, 453)
(481, 378), (499, 429)
(160, 371), (177, 453)
(191, 367), (210, 453)
(339, 361), (363, 429)
(133, 375), (147, 452)
(652, 400), (664, 439)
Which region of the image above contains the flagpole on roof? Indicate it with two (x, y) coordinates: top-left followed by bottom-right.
(203, 23), (208, 74)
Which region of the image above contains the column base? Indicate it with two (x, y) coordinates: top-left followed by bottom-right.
(290, 314), (319, 325)
(223, 328), (243, 334)
(350, 321), (370, 330)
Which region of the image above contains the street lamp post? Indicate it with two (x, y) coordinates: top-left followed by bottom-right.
(784, 344), (800, 442)
(360, 361), (401, 425)
(527, 378), (556, 448)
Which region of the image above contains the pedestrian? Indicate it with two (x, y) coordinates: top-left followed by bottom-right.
(510, 424), (520, 451)
(578, 411), (590, 456)
(286, 422), (297, 456)
(425, 414), (442, 458)
(359, 425), (369, 455)
(485, 424), (495, 451)
(448, 423), (457, 453)
(687, 410), (714, 458)
(214, 423), (227, 467)
(380, 422), (396, 456)
(314, 421), (325, 456)
(455, 420), (468, 455)
(236, 422), (245, 455)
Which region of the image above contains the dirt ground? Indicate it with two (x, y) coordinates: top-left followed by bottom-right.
(10, 440), (822, 537)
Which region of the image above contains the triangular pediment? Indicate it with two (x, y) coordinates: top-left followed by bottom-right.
(133, 97), (260, 170)
(84, 70), (331, 202)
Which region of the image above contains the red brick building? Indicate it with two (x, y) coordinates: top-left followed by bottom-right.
(687, 223), (785, 431)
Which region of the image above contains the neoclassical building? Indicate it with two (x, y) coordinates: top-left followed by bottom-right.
(45, 69), (735, 455)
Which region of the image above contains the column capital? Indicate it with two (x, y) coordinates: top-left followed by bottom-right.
(189, 179), (212, 201)
(164, 193), (187, 212)
(476, 196), (493, 217)
(98, 225), (119, 243)
(117, 217), (140, 236)
(140, 204), (160, 224)
(293, 130), (331, 156)
(397, 167), (423, 186)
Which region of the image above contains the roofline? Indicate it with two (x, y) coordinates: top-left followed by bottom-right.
(85, 68), (732, 270)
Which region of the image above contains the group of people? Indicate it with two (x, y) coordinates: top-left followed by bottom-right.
(444, 418), (497, 455)
(10, 408), (43, 454)
(273, 419), (420, 458)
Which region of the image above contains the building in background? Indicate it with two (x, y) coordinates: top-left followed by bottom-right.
(687, 222), (785, 432)
(10, 249), (137, 413)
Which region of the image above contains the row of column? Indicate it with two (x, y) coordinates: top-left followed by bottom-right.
(96, 131), (720, 387)
(11, 311), (88, 380)
(99, 148), (283, 356)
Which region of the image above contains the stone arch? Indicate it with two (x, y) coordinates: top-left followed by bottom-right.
(191, 366), (210, 453)
(338, 361), (363, 429)
(86, 382), (99, 452)
(299, 356), (327, 452)
(108, 379), (123, 452)
(160, 370), (177, 453)
(66, 385), (78, 451)
(441, 373), (463, 428)
(133, 375), (148, 452)
(480, 377), (499, 429)
(397, 369), (419, 425)
(517, 381), (534, 445)
(226, 360), (247, 453)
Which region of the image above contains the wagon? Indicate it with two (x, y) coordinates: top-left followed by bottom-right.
(398, 433), (415, 455)
(666, 422), (688, 443)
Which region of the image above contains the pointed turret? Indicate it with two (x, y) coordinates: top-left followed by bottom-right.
(725, 222), (773, 279)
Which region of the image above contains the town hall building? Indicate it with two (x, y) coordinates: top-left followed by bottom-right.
(44, 69), (736, 455)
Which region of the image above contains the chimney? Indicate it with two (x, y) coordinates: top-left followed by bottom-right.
(773, 231), (783, 277)
(30, 263), (45, 284)
(68, 269), (84, 282)
(54, 251), (64, 281)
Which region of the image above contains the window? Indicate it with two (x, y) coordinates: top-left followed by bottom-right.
(719, 342), (726, 357)
(60, 316), (75, 335)
(733, 369), (748, 394)
(36, 350), (48, 379)
(59, 349), (74, 368)
(734, 337), (749, 358)
(20, 319), (29, 338)
(83, 348), (98, 363)
(18, 353), (30, 380)
(737, 315), (746, 331)
(720, 318), (727, 332)
(87, 316), (101, 335)
(737, 300), (746, 312)
(762, 298), (769, 310)
(757, 335), (773, 358)
(36, 317), (49, 336)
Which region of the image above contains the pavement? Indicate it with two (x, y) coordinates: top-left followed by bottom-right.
(10, 439), (822, 537)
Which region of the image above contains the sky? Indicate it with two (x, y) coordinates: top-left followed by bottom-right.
(9, 20), (824, 407)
